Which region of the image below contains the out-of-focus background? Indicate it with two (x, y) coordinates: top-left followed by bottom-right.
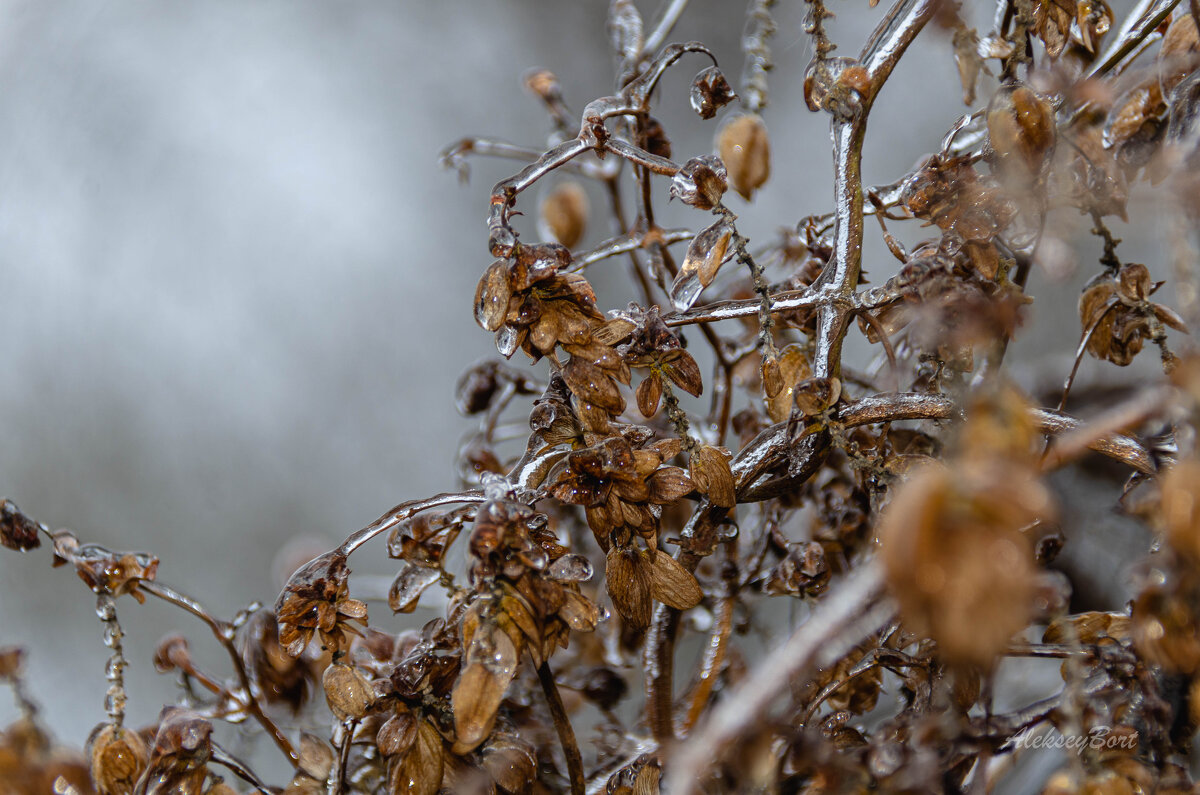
(0, 0), (1170, 781)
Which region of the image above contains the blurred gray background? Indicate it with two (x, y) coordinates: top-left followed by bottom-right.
(0, 0), (1176, 772)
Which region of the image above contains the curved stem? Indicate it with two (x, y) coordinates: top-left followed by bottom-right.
(141, 581), (299, 767)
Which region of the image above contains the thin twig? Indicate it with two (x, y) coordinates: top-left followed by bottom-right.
(537, 661), (586, 795)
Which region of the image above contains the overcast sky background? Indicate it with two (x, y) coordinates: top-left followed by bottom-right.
(0, 0), (1170, 762)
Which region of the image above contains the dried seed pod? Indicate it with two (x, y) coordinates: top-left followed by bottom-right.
(88, 723), (148, 795)
(804, 57), (869, 118)
(608, 0), (643, 63)
(295, 732), (334, 785)
(643, 116), (672, 160)
(764, 541), (830, 597)
(152, 635), (191, 674)
(606, 546), (653, 630)
(238, 609), (312, 714)
(690, 65), (736, 119)
(522, 67), (562, 106)
(376, 709), (418, 758)
(636, 371), (663, 418)
(1133, 580), (1200, 673)
(275, 551), (368, 657)
(480, 733), (537, 792)
(0, 647), (22, 680)
(793, 376), (841, 417)
(669, 155), (728, 211)
(1044, 611), (1131, 646)
(647, 550), (703, 610)
(660, 350), (703, 398)
(1159, 12), (1200, 94)
(765, 344), (812, 423)
(717, 113), (770, 201)
(879, 460), (1050, 668)
(387, 718), (443, 795)
(322, 661), (375, 720)
(0, 499), (41, 551)
(143, 708), (213, 795)
(453, 618), (521, 752)
(987, 84), (1055, 183)
(689, 445), (736, 508)
(474, 260), (511, 333)
(538, 181), (589, 249)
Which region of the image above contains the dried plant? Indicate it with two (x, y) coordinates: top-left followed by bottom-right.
(5, 0), (1200, 792)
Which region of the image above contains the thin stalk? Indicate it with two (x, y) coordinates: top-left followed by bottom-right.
(679, 595), (734, 733)
(537, 661), (585, 795)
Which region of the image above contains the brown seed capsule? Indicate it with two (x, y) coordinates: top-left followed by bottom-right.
(690, 65), (736, 120)
(669, 155), (728, 211)
(689, 445), (736, 508)
(522, 67), (562, 105)
(646, 550), (702, 610)
(0, 499), (42, 551)
(804, 57), (868, 118)
(605, 546), (653, 630)
(89, 723), (149, 795)
(474, 260), (512, 333)
(717, 114), (770, 201)
(879, 460), (1049, 668)
(793, 376), (841, 417)
(538, 182), (589, 250)
(987, 84), (1056, 182)
(322, 661), (375, 720)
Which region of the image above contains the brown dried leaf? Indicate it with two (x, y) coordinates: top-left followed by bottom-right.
(661, 350), (703, 397)
(648, 551), (702, 610)
(606, 546), (653, 630)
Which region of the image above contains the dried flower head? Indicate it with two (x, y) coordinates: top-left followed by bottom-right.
(275, 551), (368, 657)
(0, 500), (42, 551)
